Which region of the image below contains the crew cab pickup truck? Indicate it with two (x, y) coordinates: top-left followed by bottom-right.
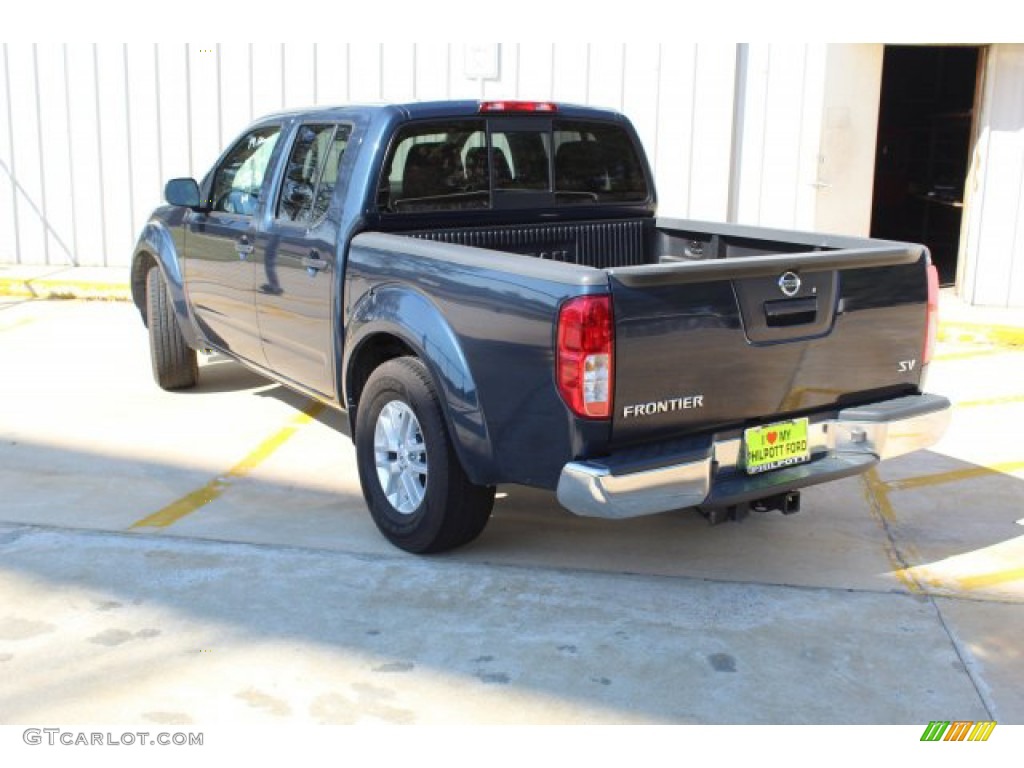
(131, 99), (950, 553)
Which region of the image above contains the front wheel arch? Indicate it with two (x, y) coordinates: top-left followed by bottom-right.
(131, 251), (158, 326)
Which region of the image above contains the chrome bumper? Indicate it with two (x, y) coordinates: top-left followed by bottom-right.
(556, 393), (951, 520)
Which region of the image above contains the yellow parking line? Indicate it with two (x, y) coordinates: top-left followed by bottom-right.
(860, 468), (923, 594)
(955, 393), (1024, 409)
(863, 468), (897, 523)
(957, 566), (1024, 591)
(934, 348), (1004, 362)
(938, 323), (1024, 347)
(884, 461), (1024, 493)
(130, 400), (326, 529)
(890, 564), (1024, 595)
(866, 459), (1024, 598)
(893, 552), (1024, 594)
(0, 276), (129, 300)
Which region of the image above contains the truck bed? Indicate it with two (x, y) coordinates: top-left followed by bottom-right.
(384, 215), (930, 451)
(400, 216), (922, 273)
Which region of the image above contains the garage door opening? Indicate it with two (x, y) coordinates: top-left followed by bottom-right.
(870, 46), (981, 285)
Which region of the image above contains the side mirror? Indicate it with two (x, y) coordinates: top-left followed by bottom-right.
(164, 178), (202, 209)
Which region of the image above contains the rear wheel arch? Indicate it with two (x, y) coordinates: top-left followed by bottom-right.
(344, 332), (417, 431)
(344, 323), (495, 487)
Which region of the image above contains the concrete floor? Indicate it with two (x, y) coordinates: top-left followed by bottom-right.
(0, 297), (1021, 724)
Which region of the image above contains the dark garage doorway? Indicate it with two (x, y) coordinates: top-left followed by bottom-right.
(870, 46), (981, 285)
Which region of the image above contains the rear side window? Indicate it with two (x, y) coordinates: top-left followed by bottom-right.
(277, 123), (351, 224)
(377, 118), (648, 214)
(312, 126), (351, 220)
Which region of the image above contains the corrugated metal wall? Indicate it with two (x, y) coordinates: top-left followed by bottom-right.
(1, 43), (914, 275)
(5, 43), (1021, 305)
(0, 43), (747, 268)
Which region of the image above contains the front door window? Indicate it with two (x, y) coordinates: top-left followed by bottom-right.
(208, 125), (282, 215)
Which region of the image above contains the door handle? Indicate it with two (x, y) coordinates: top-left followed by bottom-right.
(301, 251), (328, 272)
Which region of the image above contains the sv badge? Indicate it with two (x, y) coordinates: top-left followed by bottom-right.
(898, 359), (917, 372)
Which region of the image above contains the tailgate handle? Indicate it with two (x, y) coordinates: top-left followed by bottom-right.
(764, 297), (818, 327)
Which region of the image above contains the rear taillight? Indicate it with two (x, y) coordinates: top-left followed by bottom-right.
(924, 263), (939, 365)
(556, 295), (614, 419)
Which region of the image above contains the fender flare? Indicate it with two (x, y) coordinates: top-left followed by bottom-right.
(343, 284), (496, 486)
(130, 218), (203, 350)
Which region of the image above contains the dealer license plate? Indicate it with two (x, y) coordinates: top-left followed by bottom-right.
(743, 418), (810, 475)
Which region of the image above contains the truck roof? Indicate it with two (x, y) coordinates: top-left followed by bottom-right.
(256, 100), (631, 124)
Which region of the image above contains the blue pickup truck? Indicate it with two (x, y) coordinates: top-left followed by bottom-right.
(131, 99), (950, 553)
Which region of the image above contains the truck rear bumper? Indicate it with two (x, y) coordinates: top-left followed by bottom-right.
(556, 393), (951, 520)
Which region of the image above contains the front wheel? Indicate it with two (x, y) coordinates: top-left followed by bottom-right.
(355, 357), (495, 553)
(146, 266), (198, 390)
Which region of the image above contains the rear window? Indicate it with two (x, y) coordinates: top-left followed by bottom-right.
(551, 121), (648, 205)
(377, 118), (648, 214)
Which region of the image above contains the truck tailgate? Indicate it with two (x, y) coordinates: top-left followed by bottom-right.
(606, 236), (929, 447)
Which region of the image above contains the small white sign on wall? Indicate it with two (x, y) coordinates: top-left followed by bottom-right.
(464, 44), (500, 80)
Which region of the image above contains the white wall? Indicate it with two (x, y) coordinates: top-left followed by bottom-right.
(8, 43), (1019, 307)
(733, 44), (828, 231)
(961, 44), (1024, 307)
(0, 43), (738, 268)
(814, 45), (884, 236)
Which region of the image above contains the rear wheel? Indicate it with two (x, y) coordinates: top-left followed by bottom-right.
(146, 266), (198, 390)
(355, 356), (495, 553)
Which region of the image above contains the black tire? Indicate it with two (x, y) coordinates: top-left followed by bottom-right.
(146, 266), (198, 390)
(355, 356), (495, 553)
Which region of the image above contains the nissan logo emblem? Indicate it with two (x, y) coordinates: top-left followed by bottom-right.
(778, 271), (801, 297)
